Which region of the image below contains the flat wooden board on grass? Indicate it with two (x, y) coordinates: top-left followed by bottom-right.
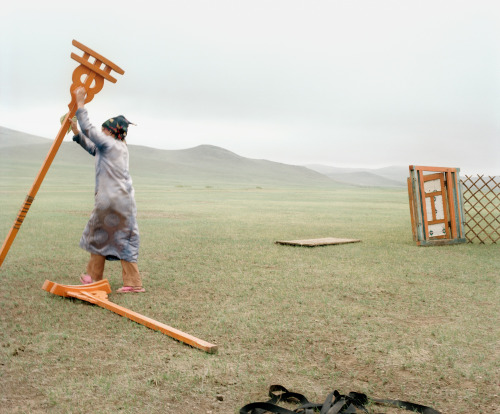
(275, 237), (361, 247)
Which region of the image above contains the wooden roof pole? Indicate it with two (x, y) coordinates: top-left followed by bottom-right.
(0, 40), (124, 267)
(42, 279), (218, 354)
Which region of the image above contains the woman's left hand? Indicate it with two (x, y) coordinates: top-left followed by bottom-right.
(70, 116), (80, 135)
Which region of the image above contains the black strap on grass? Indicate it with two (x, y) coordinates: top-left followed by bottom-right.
(239, 385), (441, 414)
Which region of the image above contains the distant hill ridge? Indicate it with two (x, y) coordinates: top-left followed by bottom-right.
(0, 127), (336, 187)
(0, 126), (52, 148)
(1, 125), (416, 187)
(305, 163), (408, 187)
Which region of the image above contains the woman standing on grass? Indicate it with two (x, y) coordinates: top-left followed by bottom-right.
(70, 86), (145, 293)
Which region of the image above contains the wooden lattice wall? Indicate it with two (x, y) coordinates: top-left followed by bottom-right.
(461, 175), (500, 244)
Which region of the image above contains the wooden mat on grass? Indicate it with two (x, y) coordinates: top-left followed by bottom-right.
(275, 237), (361, 247)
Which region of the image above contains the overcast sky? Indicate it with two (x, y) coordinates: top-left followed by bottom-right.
(1, 0), (498, 174)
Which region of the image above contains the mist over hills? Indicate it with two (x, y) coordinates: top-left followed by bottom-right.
(0, 128), (50, 148)
(305, 164), (408, 187)
(1, 126), (336, 188)
(1, 126), (409, 187)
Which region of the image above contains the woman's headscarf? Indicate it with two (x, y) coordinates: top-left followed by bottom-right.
(102, 115), (134, 140)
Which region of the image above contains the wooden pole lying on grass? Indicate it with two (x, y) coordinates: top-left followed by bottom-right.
(0, 40), (124, 267)
(42, 279), (218, 354)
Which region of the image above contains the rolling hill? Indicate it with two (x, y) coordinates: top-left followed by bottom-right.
(305, 164), (408, 187)
(0, 127), (337, 188)
(0, 126), (419, 188)
(0, 127), (51, 148)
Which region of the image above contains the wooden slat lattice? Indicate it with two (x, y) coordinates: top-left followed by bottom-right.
(461, 175), (500, 244)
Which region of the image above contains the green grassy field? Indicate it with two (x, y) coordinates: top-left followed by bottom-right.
(0, 162), (498, 413)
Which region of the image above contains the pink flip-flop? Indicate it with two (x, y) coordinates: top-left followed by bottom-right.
(116, 286), (146, 293)
(80, 274), (93, 285)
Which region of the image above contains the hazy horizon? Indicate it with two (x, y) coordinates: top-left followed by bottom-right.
(2, 125), (495, 180)
(1, 1), (499, 175)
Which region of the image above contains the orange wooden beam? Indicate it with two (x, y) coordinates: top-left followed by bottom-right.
(42, 280), (218, 354)
(0, 40), (124, 267)
(407, 177), (417, 241)
(410, 165), (455, 173)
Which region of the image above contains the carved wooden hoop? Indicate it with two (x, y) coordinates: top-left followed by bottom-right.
(68, 40), (124, 109)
